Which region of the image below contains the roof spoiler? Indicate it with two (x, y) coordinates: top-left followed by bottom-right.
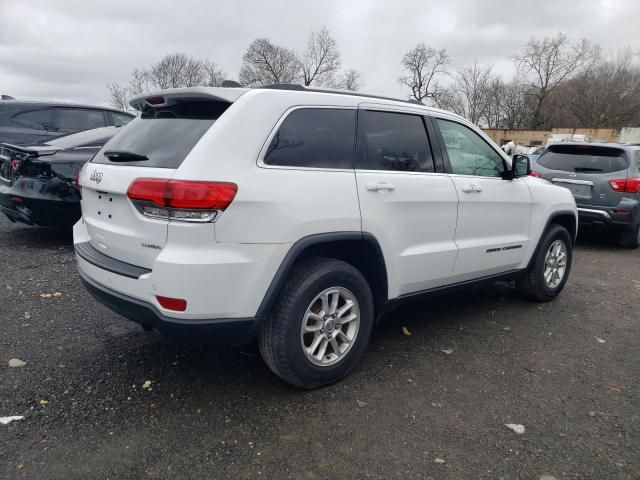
(129, 86), (248, 111)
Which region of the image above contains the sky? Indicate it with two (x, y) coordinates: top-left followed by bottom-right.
(1, 0), (638, 107)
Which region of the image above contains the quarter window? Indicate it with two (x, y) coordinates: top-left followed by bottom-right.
(437, 119), (505, 177)
(356, 110), (434, 172)
(113, 112), (134, 127)
(264, 108), (356, 169)
(57, 109), (107, 133)
(11, 109), (54, 130)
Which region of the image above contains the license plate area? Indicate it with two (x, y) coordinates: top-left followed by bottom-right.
(95, 191), (116, 220)
(552, 179), (593, 198)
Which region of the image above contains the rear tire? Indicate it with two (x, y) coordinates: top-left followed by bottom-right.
(259, 257), (374, 389)
(619, 223), (640, 249)
(516, 224), (573, 302)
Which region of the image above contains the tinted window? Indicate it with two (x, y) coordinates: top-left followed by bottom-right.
(437, 119), (504, 177)
(113, 112), (134, 127)
(264, 109), (355, 169)
(356, 110), (433, 172)
(45, 127), (118, 149)
(57, 109), (107, 133)
(11, 109), (54, 130)
(92, 100), (227, 168)
(538, 145), (628, 173)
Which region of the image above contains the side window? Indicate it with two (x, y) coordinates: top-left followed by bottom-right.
(56, 109), (107, 133)
(356, 110), (434, 172)
(113, 112), (134, 127)
(436, 119), (505, 177)
(264, 108), (356, 169)
(11, 109), (54, 130)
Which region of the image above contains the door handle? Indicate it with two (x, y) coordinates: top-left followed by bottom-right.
(461, 184), (482, 193)
(365, 182), (395, 192)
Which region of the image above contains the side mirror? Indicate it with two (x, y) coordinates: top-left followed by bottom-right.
(511, 155), (531, 178)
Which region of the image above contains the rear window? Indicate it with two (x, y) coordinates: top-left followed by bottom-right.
(92, 100), (228, 168)
(537, 145), (629, 173)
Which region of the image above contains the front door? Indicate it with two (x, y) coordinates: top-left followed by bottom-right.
(355, 108), (459, 298)
(433, 117), (532, 283)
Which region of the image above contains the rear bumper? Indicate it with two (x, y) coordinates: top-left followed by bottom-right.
(79, 270), (261, 345)
(577, 199), (639, 231)
(0, 180), (80, 227)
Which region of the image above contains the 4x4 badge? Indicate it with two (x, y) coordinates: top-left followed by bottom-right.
(89, 170), (103, 184)
(569, 172), (577, 177)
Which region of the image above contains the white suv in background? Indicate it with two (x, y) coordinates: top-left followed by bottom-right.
(74, 85), (577, 388)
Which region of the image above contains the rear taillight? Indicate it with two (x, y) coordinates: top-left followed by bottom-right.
(127, 178), (237, 222)
(529, 171), (541, 178)
(76, 162), (86, 188)
(609, 178), (640, 193)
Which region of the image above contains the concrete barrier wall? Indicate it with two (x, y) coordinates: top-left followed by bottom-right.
(620, 127), (640, 143)
(483, 128), (621, 146)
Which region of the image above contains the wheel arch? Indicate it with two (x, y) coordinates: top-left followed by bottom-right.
(255, 232), (388, 321)
(549, 211), (577, 244)
(526, 210), (577, 270)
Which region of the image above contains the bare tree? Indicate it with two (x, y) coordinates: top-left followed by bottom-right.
(399, 44), (449, 103)
(106, 54), (229, 109)
(301, 27), (341, 86)
(479, 74), (531, 130)
(498, 76), (531, 129)
(202, 60), (226, 87)
(331, 69), (363, 91)
(149, 53), (204, 89)
(107, 82), (130, 111)
(128, 68), (152, 96)
(239, 38), (301, 86)
(514, 33), (599, 128)
(550, 48), (640, 128)
(440, 61), (495, 124)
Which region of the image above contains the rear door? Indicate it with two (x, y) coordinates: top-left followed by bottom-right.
(535, 145), (630, 207)
(433, 117), (532, 283)
(80, 98), (228, 268)
(355, 107), (459, 298)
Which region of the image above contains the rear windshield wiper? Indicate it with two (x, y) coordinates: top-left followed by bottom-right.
(104, 150), (149, 162)
(573, 167), (603, 172)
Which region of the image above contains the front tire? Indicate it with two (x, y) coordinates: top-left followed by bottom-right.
(259, 257), (374, 389)
(517, 224), (573, 302)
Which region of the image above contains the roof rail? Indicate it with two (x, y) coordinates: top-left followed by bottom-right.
(258, 84), (305, 91)
(221, 80), (242, 88)
(255, 83), (424, 106)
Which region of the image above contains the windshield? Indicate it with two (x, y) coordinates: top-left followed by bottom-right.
(91, 100), (229, 168)
(537, 145), (628, 173)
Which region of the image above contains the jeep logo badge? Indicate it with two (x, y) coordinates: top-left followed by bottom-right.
(90, 170), (103, 184)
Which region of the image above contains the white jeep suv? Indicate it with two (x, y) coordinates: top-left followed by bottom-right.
(74, 85), (577, 388)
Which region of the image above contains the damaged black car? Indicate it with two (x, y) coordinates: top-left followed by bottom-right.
(0, 126), (120, 227)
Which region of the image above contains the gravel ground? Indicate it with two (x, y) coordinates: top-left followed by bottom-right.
(1, 214), (639, 479)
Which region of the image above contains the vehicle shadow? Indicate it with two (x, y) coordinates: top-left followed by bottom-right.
(81, 279), (519, 399)
(575, 227), (622, 250)
(1, 222), (73, 250)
